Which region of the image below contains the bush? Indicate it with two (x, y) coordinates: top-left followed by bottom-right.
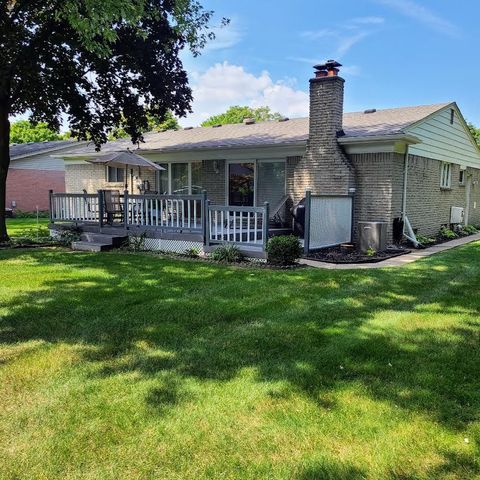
(14, 210), (50, 218)
(416, 234), (436, 246)
(461, 224), (478, 235)
(438, 226), (458, 240)
(12, 226), (53, 245)
(209, 244), (244, 263)
(266, 235), (302, 266)
(125, 232), (147, 252)
(184, 247), (201, 258)
(58, 226), (82, 246)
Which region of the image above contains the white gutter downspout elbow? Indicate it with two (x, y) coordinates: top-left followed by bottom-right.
(402, 145), (420, 248)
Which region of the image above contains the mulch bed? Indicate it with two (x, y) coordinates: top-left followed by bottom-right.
(305, 245), (411, 264)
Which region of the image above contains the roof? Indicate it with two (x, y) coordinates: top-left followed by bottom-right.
(61, 103), (452, 157)
(10, 140), (76, 160)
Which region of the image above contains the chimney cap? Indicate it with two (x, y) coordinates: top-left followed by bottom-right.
(314, 59), (342, 71)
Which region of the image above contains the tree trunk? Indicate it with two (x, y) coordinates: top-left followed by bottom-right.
(0, 103), (10, 243)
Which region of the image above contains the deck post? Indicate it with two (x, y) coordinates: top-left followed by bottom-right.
(48, 190), (54, 224)
(201, 191), (208, 246)
(205, 199), (211, 247)
(98, 190), (104, 231)
(303, 190), (311, 254)
(123, 189), (129, 229)
(263, 201), (270, 250)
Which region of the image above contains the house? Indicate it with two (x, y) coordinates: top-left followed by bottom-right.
(52, 60), (480, 254)
(7, 140), (76, 212)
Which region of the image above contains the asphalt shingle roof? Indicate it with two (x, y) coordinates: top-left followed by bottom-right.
(10, 140), (75, 159)
(60, 103), (452, 156)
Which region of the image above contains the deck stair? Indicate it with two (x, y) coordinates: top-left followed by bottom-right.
(72, 232), (128, 252)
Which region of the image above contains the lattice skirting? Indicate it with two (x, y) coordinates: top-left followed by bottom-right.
(143, 238), (204, 254)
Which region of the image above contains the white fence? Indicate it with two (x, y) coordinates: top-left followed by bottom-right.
(207, 204), (269, 247)
(306, 194), (352, 250)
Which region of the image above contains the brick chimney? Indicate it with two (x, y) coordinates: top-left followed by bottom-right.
(293, 60), (354, 200)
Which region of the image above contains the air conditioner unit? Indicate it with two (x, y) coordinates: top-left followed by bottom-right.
(450, 206), (464, 224)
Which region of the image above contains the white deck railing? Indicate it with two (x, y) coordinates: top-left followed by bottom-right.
(125, 194), (204, 232)
(207, 204), (269, 247)
(50, 193), (100, 223)
(49, 191), (270, 250)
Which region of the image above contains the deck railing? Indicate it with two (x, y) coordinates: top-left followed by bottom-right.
(49, 190), (270, 250)
(207, 203), (269, 248)
(124, 192), (205, 233)
(50, 192), (100, 223)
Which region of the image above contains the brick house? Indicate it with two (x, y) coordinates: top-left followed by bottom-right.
(7, 141), (78, 212)
(57, 61), (480, 250)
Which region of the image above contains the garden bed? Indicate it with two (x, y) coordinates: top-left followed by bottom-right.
(305, 245), (411, 264)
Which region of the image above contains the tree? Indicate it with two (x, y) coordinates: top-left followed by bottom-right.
(468, 122), (480, 146)
(109, 111), (180, 140)
(201, 106), (283, 127)
(10, 120), (68, 144)
(0, 1), (224, 242)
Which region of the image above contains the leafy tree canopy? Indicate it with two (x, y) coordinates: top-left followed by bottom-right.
(201, 106), (283, 127)
(10, 120), (69, 144)
(109, 111), (180, 140)
(468, 122), (480, 146)
(0, 0), (223, 241)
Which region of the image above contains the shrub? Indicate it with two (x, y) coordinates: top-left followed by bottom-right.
(461, 224), (478, 235)
(416, 234), (436, 246)
(438, 226), (458, 240)
(266, 235), (302, 266)
(184, 247), (201, 258)
(366, 247), (376, 257)
(125, 232), (147, 252)
(12, 226), (53, 245)
(58, 226), (82, 246)
(14, 210), (50, 219)
(209, 244), (244, 263)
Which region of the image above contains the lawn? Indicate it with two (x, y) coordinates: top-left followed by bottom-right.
(6, 217), (50, 238)
(0, 245), (479, 479)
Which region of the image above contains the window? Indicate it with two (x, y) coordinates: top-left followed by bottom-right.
(171, 163), (189, 194)
(107, 166), (125, 183)
(190, 161), (204, 194)
(157, 164), (169, 194)
(459, 169), (466, 186)
(440, 162), (452, 189)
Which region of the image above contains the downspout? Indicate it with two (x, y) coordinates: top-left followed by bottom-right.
(402, 145), (420, 247)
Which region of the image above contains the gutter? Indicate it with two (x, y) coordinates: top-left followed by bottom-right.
(337, 133), (421, 146)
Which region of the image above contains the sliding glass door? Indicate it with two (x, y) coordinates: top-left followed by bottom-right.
(228, 163), (255, 206)
(256, 161), (286, 208)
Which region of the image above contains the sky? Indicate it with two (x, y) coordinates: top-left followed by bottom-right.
(180, 0), (480, 127)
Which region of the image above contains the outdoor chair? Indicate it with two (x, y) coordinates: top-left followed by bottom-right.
(103, 189), (123, 224)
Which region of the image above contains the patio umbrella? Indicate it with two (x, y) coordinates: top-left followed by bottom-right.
(86, 151), (165, 190)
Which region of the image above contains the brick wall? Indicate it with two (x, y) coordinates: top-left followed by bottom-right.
(292, 75), (354, 203)
(66, 163), (157, 194)
(350, 152), (398, 242)
(6, 168), (65, 211)
(351, 152), (480, 243)
(402, 155), (480, 236)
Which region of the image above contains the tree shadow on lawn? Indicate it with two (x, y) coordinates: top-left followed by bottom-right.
(1, 247), (480, 473)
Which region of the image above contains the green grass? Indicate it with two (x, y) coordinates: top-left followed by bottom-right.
(0, 245), (479, 479)
(6, 217), (50, 238)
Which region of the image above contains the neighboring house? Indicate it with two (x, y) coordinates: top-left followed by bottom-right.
(56, 61), (480, 250)
(7, 141), (76, 212)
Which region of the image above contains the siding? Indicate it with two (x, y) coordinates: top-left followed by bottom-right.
(406, 106), (480, 168)
(10, 155), (65, 171)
